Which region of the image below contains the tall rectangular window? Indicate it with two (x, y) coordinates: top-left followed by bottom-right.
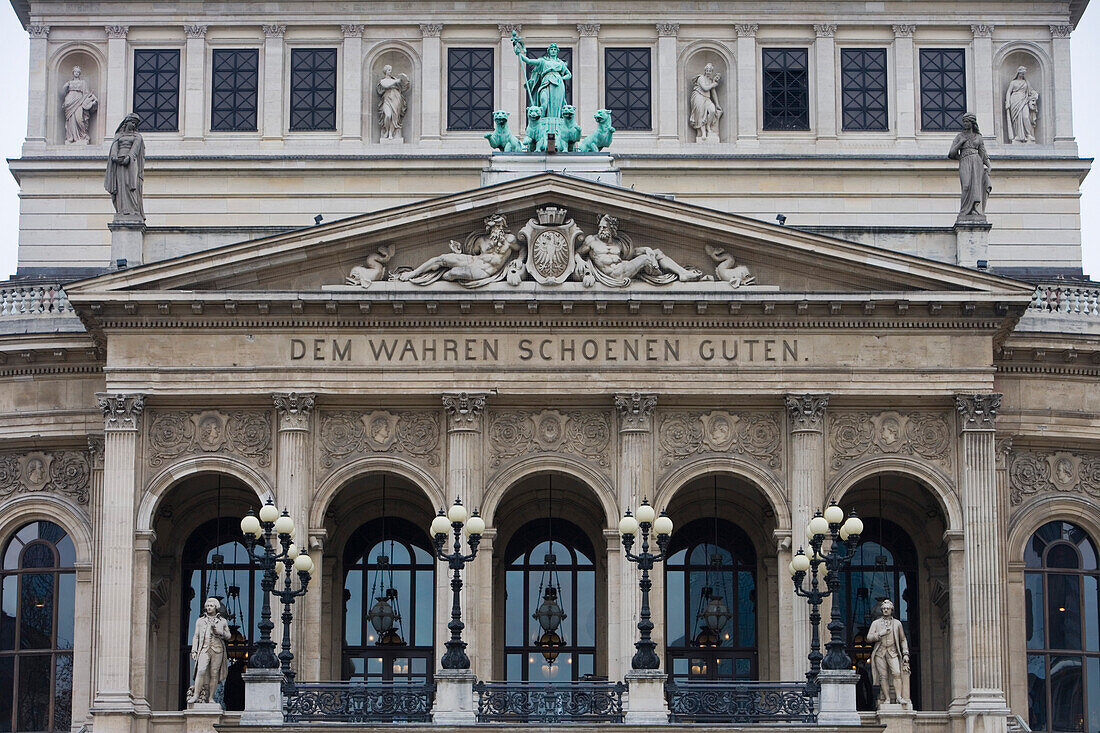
(447, 48), (494, 131)
(211, 49), (259, 132)
(762, 48), (809, 130)
(133, 49), (180, 132)
(604, 48), (651, 131)
(290, 48), (338, 131)
(841, 48), (889, 131)
(919, 48), (966, 131)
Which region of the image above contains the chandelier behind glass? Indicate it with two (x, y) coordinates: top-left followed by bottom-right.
(205, 478), (248, 662)
(693, 477), (731, 648)
(533, 475), (566, 666)
(368, 476), (406, 646)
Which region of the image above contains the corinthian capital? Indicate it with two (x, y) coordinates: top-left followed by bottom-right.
(273, 392), (315, 430)
(955, 394), (1001, 431)
(785, 394), (829, 432)
(104, 25), (129, 39)
(419, 23), (443, 38)
(27, 25), (50, 39)
(443, 392), (487, 432)
(615, 392), (658, 433)
(98, 393), (145, 430)
(184, 24), (208, 38)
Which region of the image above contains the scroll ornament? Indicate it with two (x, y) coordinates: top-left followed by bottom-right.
(147, 410), (273, 467)
(0, 450), (91, 504)
(658, 411), (782, 469)
(1008, 449), (1100, 505)
(319, 411), (441, 468)
(487, 410), (611, 467)
(829, 411), (952, 470)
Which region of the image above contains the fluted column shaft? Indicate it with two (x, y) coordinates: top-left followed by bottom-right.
(130, 531), (155, 708)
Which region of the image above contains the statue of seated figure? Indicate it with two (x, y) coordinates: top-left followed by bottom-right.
(575, 214), (702, 287)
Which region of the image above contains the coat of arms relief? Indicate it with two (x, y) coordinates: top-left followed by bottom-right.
(343, 206), (756, 289)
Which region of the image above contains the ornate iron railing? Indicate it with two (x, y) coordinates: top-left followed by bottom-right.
(665, 680), (816, 724)
(473, 680), (626, 723)
(283, 681), (434, 723)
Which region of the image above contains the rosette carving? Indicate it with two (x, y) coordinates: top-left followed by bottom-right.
(318, 410), (441, 469)
(146, 409), (273, 467)
(0, 450), (91, 504)
(657, 411), (782, 470)
(487, 410), (611, 468)
(828, 410), (953, 474)
(1008, 448), (1100, 505)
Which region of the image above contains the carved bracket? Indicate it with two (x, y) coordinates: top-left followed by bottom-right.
(658, 410), (782, 471)
(146, 409), (273, 468)
(319, 410), (442, 469)
(487, 409), (611, 469)
(0, 450), (91, 504)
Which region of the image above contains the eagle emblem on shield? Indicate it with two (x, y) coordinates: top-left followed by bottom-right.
(519, 206), (583, 284)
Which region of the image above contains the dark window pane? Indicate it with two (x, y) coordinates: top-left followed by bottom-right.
(20, 545), (53, 570)
(56, 574), (73, 652)
(1029, 654), (1048, 730)
(919, 48), (966, 131)
(133, 49), (181, 131)
(211, 49), (258, 131)
(1048, 574), (1082, 650)
(20, 574), (53, 650)
(1088, 657), (1100, 733)
(344, 569), (361, 646)
(447, 48), (494, 130)
(1027, 572), (1045, 650)
(1087, 576), (1098, 652)
(841, 48), (888, 131)
(763, 48), (809, 131)
(1, 576), (14, 651)
(290, 48), (338, 131)
(17, 654), (51, 732)
(0, 656), (11, 733)
(1048, 544), (1080, 569)
(523, 47), (573, 125)
(605, 48), (651, 130)
(52, 655), (72, 732)
(1050, 655), (1084, 731)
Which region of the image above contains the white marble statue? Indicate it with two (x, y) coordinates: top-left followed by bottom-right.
(947, 113), (991, 223)
(705, 244), (754, 287)
(104, 113), (146, 222)
(689, 63), (723, 143)
(187, 597), (230, 706)
(377, 65), (410, 142)
(1005, 66), (1038, 144)
(575, 214), (702, 287)
(396, 214), (524, 287)
(347, 245), (394, 287)
(866, 599), (911, 707)
(61, 66), (98, 144)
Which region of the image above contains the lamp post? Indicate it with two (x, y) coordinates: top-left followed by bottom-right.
(240, 500), (315, 689)
(788, 502), (863, 695)
(430, 499), (485, 670)
(619, 499), (674, 670)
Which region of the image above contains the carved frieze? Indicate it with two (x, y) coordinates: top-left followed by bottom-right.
(146, 409), (273, 467)
(828, 410), (953, 472)
(487, 409), (611, 468)
(0, 450), (91, 504)
(657, 410), (782, 470)
(318, 410), (441, 469)
(1008, 448), (1100, 505)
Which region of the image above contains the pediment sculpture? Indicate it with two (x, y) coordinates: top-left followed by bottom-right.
(343, 206), (756, 289)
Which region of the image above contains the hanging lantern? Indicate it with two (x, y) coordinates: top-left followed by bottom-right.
(226, 624), (250, 662)
(369, 588), (405, 645)
(701, 593), (731, 638)
(537, 631), (565, 663)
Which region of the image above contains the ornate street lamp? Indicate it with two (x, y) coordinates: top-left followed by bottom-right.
(789, 501), (863, 695)
(240, 500), (314, 690)
(430, 499), (485, 670)
(620, 499), (674, 670)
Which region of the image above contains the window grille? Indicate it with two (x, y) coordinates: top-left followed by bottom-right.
(211, 49), (259, 132)
(762, 48), (809, 131)
(290, 48), (338, 131)
(604, 48), (651, 131)
(919, 48), (966, 131)
(841, 48), (889, 131)
(448, 48), (495, 131)
(133, 49), (180, 131)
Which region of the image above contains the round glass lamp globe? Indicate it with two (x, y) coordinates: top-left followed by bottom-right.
(635, 503), (656, 524)
(240, 514), (262, 537)
(788, 560), (797, 577)
(274, 514), (295, 536)
(465, 515), (485, 535)
(823, 503), (845, 525)
(258, 503), (279, 523)
(294, 553), (314, 573)
(808, 515), (830, 538)
(286, 543), (300, 559)
(653, 514), (674, 536)
(619, 514), (639, 536)
(431, 515), (451, 536)
(842, 515), (864, 537)
(792, 552), (811, 573)
(448, 502), (468, 524)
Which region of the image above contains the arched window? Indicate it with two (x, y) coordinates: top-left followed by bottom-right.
(503, 519), (597, 681)
(342, 517), (435, 682)
(180, 518), (261, 710)
(836, 518), (920, 710)
(0, 521), (76, 732)
(1025, 521), (1100, 733)
(664, 518), (757, 680)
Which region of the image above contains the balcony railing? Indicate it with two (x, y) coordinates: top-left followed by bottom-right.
(0, 283), (74, 317)
(1029, 283), (1100, 318)
(665, 680), (816, 724)
(473, 680), (626, 724)
(283, 681), (434, 723)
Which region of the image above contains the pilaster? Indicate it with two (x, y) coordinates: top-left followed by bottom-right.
(499, 25), (523, 128)
(105, 25), (129, 139)
(1049, 25), (1073, 144)
(26, 25), (49, 145)
(970, 25), (995, 138)
(577, 24), (600, 127)
(656, 24), (679, 142)
(735, 24), (759, 143)
(183, 25), (208, 140)
(893, 25), (917, 140)
(813, 25), (837, 139)
(261, 25), (286, 141)
(420, 24), (443, 143)
(130, 530), (156, 710)
(85, 435), (105, 727)
(341, 25), (364, 141)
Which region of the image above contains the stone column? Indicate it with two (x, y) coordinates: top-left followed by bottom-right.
(613, 392), (657, 680)
(577, 24), (600, 126)
(302, 531), (326, 680)
(970, 25), (995, 138)
(105, 25), (130, 138)
(183, 25), (208, 140)
(944, 529), (969, 713)
(472, 529), (495, 675)
(1050, 25), (1074, 144)
(773, 530), (794, 679)
(441, 392), (488, 675)
(656, 24), (679, 143)
(499, 25), (522, 127)
(955, 394), (1010, 733)
(735, 24), (759, 143)
(130, 530), (156, 709)
(261, 25), (286, 141)
(813, 25), (837, 140)
(84, 436), (104, 725)
(91, 394), (144, 733)
(893, 25), (917, 140)
(341, 25), (365, 141)
(783, 394), (829, 681)
(25, 25), (49, 145)
(420, 24), (443, 143)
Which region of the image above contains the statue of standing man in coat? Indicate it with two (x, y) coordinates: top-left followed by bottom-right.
(187, 597), (231, 706)
(866, 598), (911, 707)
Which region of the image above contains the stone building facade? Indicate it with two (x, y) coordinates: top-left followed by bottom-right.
(0, 2), (1097, 733)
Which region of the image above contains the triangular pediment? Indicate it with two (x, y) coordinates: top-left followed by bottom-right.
(65, 173), (1034, 301)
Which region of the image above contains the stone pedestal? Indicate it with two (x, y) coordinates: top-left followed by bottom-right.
(876, 702), (916, 733)
(817, 669), (861, 726)
(954, 220), (991, 269)
(183, 704), (223, 733)
(379, 136), (404, 145)
(239, 669), (284, 726)
(108, 220), (145, 267)
(482, 153), (620, 186)
(431, 669), (477, 725)
(623, 670), (668, 725)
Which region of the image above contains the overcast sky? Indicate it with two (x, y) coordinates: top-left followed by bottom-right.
(0, 4), (1096, 280)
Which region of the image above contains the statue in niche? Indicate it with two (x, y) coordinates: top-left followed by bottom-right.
(104, 113), (145, 222)
(377, 65), (410, 142)
(575, 214), (703, 287)
(394, 214), (524, 287)
(61, 66), (98, 144)
(689, 63), (723, 143)
(866, 599), (911, 707)
(1004, 66), (1038, 144)
(947, 113), (991, 223)
(186, 597), (230, 707)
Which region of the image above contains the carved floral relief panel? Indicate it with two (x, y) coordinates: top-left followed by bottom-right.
(318, 410), (442, 472)
(657, 410), (783, 475)
(146, 409), (273, 468)
(827, 410), (954, 479)
(486, 409), (612, 472)
(0, 450), (91, 504)
(1008, 448), (1100, 505)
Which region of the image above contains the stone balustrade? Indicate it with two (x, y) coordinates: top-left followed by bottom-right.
(0, 282), (74, 317)
(1029, 282), (1100, 317)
